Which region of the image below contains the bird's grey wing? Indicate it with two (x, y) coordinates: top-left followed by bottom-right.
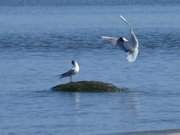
(101, 36), (118, 46)
(120, 15), (139, 49)
(125, 30), (139, 62)
(59, 69), (74, 78)
(120, 41), (134, 53)
(122, 30), (138, 53)
(129, 30), (139, 48)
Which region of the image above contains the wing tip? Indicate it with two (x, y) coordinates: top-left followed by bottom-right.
(120, 15), (123, 18)
(57, 74), (63, 79)
(101, 36), (108, 39)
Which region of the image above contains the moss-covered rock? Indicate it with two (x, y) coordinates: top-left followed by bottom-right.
(52, 81), (127, 92)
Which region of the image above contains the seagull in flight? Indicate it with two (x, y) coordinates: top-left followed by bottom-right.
(102, 15), (139, 62)
(59, 60), (80, 82)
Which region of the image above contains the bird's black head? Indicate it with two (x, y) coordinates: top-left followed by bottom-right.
(117, 37), (125, 45)
(119, 37), (125, 42)
(72, 60), (75, 66)
(117, 37), (128, 44)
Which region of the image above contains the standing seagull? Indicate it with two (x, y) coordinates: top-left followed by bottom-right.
(59, 60), (80, 82)
(102, 15), (139, 62)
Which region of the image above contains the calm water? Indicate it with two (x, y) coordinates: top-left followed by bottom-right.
(1, 5), (180, 135)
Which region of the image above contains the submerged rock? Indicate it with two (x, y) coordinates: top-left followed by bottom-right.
(52, 81), (127, 92)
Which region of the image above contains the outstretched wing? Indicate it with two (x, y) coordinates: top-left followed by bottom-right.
(101, 36), (118, 46)
(130, 30), (139, 48)
(120, 15), (139, 51)
(59, 69), (75, 79)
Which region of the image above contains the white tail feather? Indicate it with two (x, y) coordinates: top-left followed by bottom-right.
(127, 48), (139, 62)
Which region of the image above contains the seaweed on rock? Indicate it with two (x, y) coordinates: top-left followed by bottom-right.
(52, 81), (127, 92)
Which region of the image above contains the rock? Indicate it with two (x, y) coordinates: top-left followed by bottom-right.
(52, 81), (127, 92)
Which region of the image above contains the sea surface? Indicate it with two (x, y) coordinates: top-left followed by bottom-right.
(0, 4), (180, 135)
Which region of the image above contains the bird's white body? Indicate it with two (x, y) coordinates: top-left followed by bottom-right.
(101, 15), (139, 62)
(60, 61), (80, 82)
(72, 61), (80, 74)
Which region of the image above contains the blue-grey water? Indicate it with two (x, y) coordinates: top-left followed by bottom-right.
(0, 4), (180, 135)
